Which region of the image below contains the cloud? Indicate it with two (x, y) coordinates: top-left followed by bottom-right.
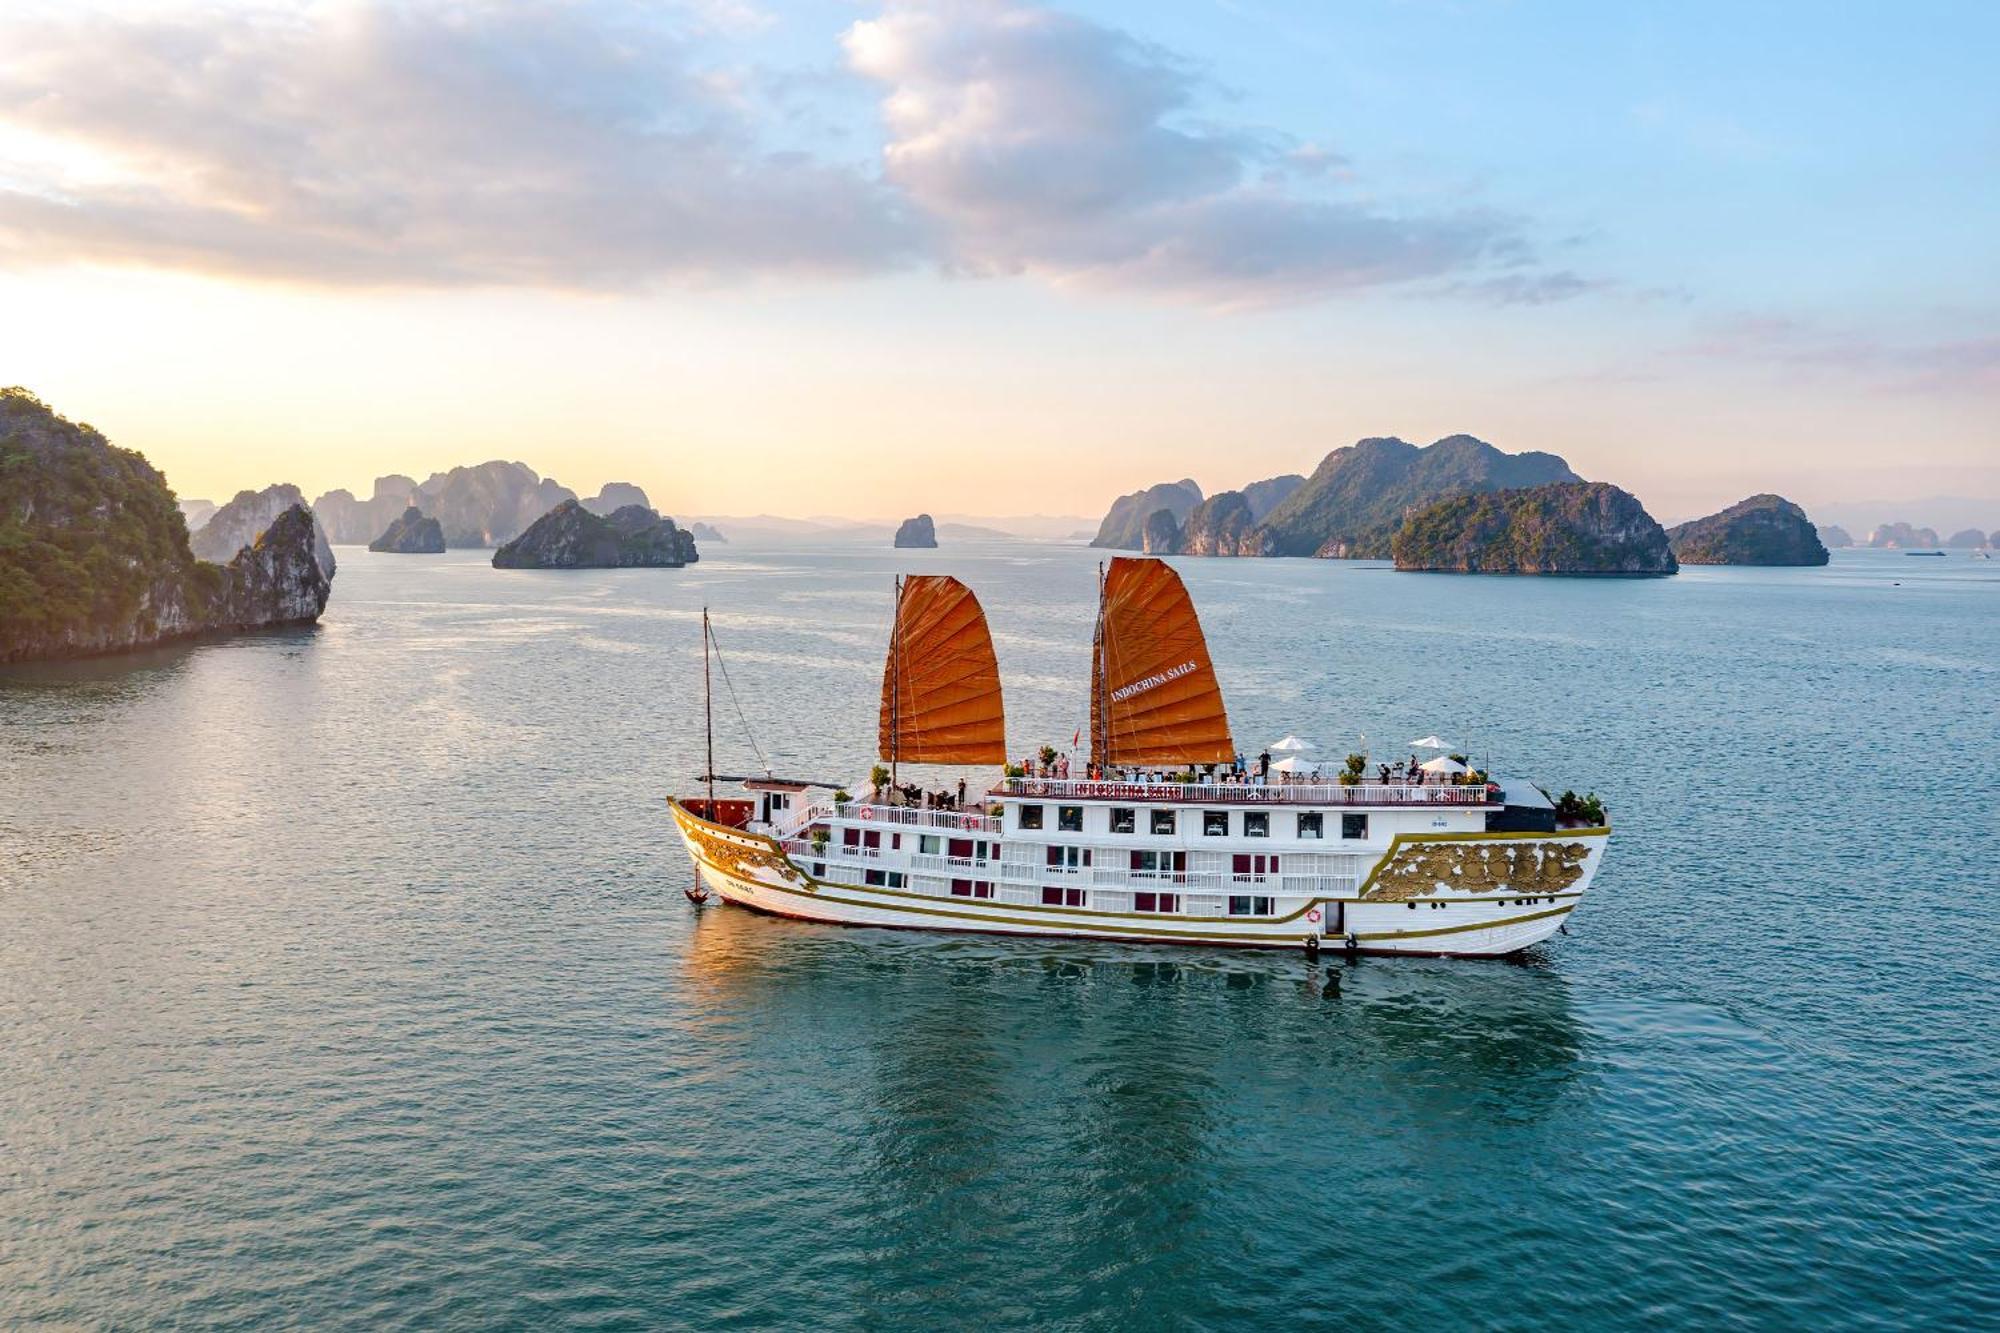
(0, 0), (1577, 306)
(843, 0), (1544, 306)
(0, 1), (915, 287)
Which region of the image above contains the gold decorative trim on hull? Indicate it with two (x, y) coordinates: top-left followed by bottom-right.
(1364, 839), (1591, 902)
(682, 818), (809, 890)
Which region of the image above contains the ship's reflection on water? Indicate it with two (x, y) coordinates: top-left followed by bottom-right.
(675, 902), (1588, 1320)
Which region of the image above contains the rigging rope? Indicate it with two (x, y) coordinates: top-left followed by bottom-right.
(706, 619), (771, 775)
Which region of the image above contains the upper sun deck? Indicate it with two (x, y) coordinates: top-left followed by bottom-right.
(989, 776), (1496, 808)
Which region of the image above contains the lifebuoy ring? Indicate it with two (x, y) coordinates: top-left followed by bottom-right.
(961, 814), (979, 830)
(1306, 908), (1322, 924)
(859, 807), (874, 821)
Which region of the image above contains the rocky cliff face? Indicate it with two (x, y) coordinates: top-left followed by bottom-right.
(894, 514), (938, 548)
(210, 506), (335, 627)
(1945, 528), (1990, 548)
(416, 461), (576, 547)
(0, 388), (332, 662)
(313, 475), (421, 544)
(1092, 479), (1203, 549)
(368, 506), (447, 553)
(1264, 435), (1582, 559)
(192, 484), (336, 577)
(1176, 491), (1276, 556)
(582, 482), (651, 516)
(1140, 508), (1181, 554)
(1391, 482), (1677, 576)
(491, 500), (696, 568)
(1816, 523), (1854, 548)
(178, 498), (217, 530)
(1666, 494), (1829, 566)
(689, 521), (727, 544)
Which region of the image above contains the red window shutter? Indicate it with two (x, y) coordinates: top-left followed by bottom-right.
(1233, 854), (1250, 875)
(843, 828), (859, 847)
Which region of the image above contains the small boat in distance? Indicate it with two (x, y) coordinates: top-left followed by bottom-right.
(1905, 550), (1947, 557)
(669, 558), (1611, 956)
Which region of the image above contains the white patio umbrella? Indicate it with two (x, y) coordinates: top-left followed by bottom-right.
(1409, 734), (1453, 750)
(1420, 755), (1468, 776)
(1269, 734), (1318, 753)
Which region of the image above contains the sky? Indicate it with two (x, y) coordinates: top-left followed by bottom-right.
(0, 0), (1994, 526)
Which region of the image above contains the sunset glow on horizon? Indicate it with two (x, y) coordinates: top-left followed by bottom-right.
(1, 0), (1994, 526)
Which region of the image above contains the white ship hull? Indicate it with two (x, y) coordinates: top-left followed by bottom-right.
(670, 794), (1608, 958)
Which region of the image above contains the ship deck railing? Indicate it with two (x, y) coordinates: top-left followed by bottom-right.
(791, 801), (1002, 835)
(991, 777), (1494, 807)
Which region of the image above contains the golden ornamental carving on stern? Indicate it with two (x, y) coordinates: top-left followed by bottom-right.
(1364, 840), (1589, 901)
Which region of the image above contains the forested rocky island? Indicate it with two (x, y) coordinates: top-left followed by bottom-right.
(1096, 435), (1581, 560)
(369, 506), (446, 553)
(1667, 494), (1828, 566)
(0, 388), (334, 662)
(491, 500), (698, 568)
(1391, 482), (1677, 576)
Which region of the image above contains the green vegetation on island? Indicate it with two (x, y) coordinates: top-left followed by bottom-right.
(0, 387), (332, 661)
(1390, 481), (1677, 576)
(491, 499), (698, 568)
(1666, 494), (1828, 566)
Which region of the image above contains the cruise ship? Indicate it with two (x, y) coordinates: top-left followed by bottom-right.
(669, 558), (1610, 956)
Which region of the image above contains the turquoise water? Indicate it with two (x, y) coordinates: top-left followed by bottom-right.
(2, 545), (1996, 1329)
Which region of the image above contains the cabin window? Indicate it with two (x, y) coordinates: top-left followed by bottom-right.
(1203, 810), (1229, 836)
(1228, 895), (1274, 916)
(1129, 850), (1186, 879)
(1231, 854), (1279, 880)
(1297, 812), (1323, 839)
(842, 827), (860, 847)
(1046, 845), (1091, 869)
(919, 834), (941, 855)
(950, 879), (994, 899)
(1151, 809), (1177, 835)
(891, 833), (902, 850)
(1018, 804), (1044, 830)
(1041, 886), (1087, 907)
(1110, 807), (1136, 834)
(887, 872), (905, 888)
(949, 838), (974, 861)
(1058, 805), (1084, 832)
(1134, 892), (1180, 914)
(866, 868), (907, 887)
(1244, 811), (1269, 838)
(862, 830), (881, 849)
(1342, 814), (1369, 840)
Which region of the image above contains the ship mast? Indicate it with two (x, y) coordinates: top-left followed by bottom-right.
(703, 605), (715, 813)
(889, 575), (903, 790)
(1092, 561), (1108, 768)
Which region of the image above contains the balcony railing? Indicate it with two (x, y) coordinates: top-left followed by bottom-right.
(831, 802), (1001, 834)
(991, 778), (1493, 807)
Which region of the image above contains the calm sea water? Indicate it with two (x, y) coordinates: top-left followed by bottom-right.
(3, 543), (1996, 1330)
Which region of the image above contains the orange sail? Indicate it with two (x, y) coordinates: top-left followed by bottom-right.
(879, 575), (1008, 765)
(1090, 557), (1234, 765)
